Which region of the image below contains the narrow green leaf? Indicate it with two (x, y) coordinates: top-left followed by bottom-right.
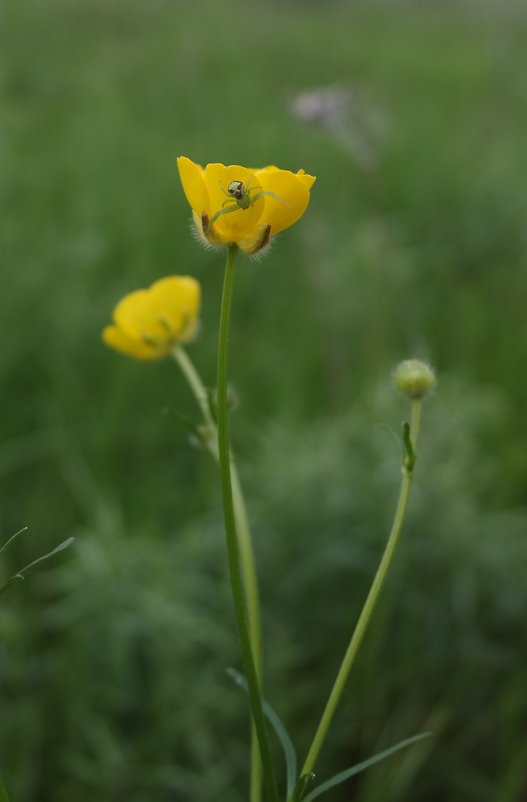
(227, 668), (298, 798)
(0, 526), (28, 556)
(17, 537), (75, 576)
(0, 772), (11, 802)
(0, 537), (74, 599)
(303, 732), (432, 802)
(0, 574), (25, 599)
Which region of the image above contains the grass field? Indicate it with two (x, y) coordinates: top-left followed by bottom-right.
(1, 0), (527, 800)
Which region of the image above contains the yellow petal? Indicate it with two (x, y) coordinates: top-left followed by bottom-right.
(149, 275), (201, 342)
(102, 325), (161, 361)
(177, 156), (211, 218)
(253, 169), (312, 235)
(296, 170), (316, 190)
(113, 289), (168, 342)
(204, 163), (265, 241)
(250, 165), (279, 173)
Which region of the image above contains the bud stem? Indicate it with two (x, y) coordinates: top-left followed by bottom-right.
(301, 399), (423, 778)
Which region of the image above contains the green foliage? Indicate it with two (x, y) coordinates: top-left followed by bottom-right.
(1, 0), (527, 800)
(302, 733), (431, 802)
(0, 530), (74, 599)
(252, 381), (527, 802)
(227, 668), (298, 798)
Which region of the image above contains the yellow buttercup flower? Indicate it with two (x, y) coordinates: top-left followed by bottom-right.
(102, 275), (201, 361)
(177, 157), (316, 255)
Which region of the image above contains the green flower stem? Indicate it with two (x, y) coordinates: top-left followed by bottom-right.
(216, 245), (278, 802)
(232, 460), (264, 802)
(301, 399), (423, 778)
(172, 346), (216, 438)
(172, 345), (263, 802)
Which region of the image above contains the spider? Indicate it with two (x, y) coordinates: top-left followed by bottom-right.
(208, 178), (289, 227)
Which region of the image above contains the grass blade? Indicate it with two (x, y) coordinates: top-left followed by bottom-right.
(0, 527), (28, 556)
(227, 667), (298, 798)
(0, 574), (25, 599)
(15, 536), (75, 576)
(0, 537), (74, 599)
(303, 732), (432, 802)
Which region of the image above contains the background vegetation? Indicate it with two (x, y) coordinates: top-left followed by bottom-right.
(1, 0), (526, 800)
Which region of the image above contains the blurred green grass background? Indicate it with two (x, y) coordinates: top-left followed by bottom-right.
(1, 0), (527, 800)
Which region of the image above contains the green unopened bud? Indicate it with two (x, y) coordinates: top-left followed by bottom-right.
(393, 359), (437, 400)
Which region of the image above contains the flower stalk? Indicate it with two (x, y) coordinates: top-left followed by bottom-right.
(172, 346), (263, 802)
(232, 461), (264, 802)
(216, 245), (278, 802)
(301, 399), (423, 777)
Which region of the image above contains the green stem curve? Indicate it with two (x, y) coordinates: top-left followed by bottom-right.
(301, 399), (422, 777)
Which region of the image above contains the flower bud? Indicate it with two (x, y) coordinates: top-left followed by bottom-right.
(393, 359), (437, 400)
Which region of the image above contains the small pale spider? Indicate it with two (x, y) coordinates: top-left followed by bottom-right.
(208, 178), (289, 227)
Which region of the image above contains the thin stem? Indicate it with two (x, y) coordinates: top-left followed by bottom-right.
(301, 399), (423, 777)
(173, 346), (215, 433)
(173, 345), (263, 802)
(216, 245), (278, 802)
(410, 398), (421, 445)
(232, 461), (264, 802)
